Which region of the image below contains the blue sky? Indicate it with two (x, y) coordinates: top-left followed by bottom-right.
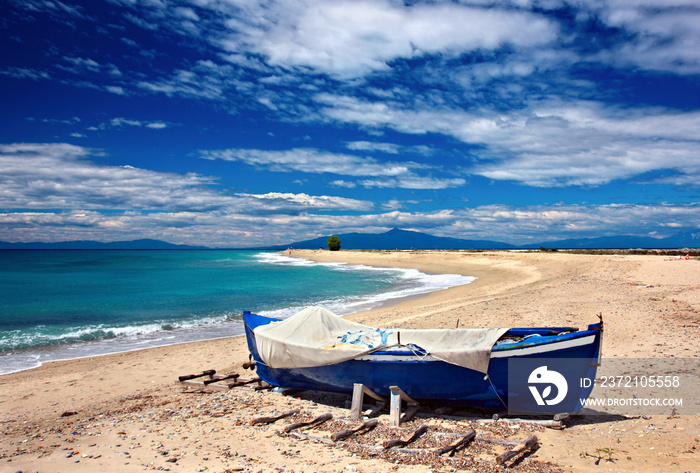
(1, 0), (699, 247)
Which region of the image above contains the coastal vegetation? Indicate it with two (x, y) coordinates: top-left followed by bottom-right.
(327, 235), (341, 251)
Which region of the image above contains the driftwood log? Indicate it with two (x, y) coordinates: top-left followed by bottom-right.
(435, 429), (476, 455)
(178, 370), (215, 381)
(383, 424), (428, 450)
(234, 377), (262, 386)
(203, 373), (239, 385)
(251, 408), (301, 426)
(283, 413), (333, 433)
(331, 419), (379, 442)
(496, 434), (538, 465)
(179, 373), (260, 391)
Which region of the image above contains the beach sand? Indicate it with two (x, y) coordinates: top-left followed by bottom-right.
(2, 250), (699, 472)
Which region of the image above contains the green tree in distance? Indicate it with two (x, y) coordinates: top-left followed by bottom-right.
(327, 236), (341, 251)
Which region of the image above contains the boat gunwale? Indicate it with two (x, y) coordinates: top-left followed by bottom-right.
(491, 327), (599, 352)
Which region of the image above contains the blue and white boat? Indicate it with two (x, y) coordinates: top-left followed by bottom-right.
(243, 307), (603, 413)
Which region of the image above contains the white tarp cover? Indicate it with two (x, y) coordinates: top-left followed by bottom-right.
(254, 306), (509, 374)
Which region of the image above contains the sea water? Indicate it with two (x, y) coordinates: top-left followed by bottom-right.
(0, 250), (474, 374)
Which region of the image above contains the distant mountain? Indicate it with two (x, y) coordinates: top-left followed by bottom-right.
(271, 228), (517, 250)
(272, 228), (700, 251)
(533, 230), (700, 249)
(2, 229), (698, 251)
(669, 230), (700, 248)
(0, 239), (209, 250)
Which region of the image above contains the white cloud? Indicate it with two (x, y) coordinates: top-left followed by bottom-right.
(278, 202), (700, 245)
(59, 57), (123, 77)
(0, 143), (372, 215)
(41, 116), (81, 125)
(381, 199), (407, 211)
(57, 0), (698, 198)
(236, 192), (372, 212)
(201, 147), (465, 189)
(64, 57), (101, 72)
(110, 117), (142, 127)
(1, 169), (698, 247)
(89, 117), (171, 130)
(468, 104), (700, 187)
(137, 60), (238, 100)
(315, 94), (700, 187)
(16, 0), (85, 19)
(443, 203), (700, 243)
(329, 180), (356, 189)
(359, 176), (465, 190)
(5, 1), (700, 247)
(0, 67), (51, 81)
(346, 141), (400, 154)
(200, 148), (412, 177)
(175, 6), (199, 21)
(592, 0), (700, 74)
(215, 0), (557, 79)
(105, 86), (126, 95)
(0, 143), (217, 211)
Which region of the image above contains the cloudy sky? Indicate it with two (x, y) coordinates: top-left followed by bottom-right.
(1, 0), (699, 247)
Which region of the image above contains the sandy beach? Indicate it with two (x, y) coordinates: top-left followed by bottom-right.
(2, 250), (699, 472)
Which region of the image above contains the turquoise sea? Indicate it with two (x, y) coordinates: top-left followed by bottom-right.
(0, 250), (474, 374)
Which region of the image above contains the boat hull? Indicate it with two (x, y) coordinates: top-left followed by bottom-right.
(243, 312), (602, 412)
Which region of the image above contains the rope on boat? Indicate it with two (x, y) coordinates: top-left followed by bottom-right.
(484, 373), (508, 409)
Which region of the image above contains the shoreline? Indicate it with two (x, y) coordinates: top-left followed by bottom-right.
(2, 250), (699, 472)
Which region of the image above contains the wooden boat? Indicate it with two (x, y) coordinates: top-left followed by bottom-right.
(243, 307), (602, 413)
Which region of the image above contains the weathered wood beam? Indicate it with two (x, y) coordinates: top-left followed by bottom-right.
(282, 413), (333, 433)
(251, 408), (301, 426)
(177, 370), (215, 382)
(435, 429), (476, 455)
(383, 424), (428, 450)
(331, 419), (379, 442)
(495, 434), (538, 465)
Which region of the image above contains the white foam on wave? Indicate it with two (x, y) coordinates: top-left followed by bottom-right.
(0, 312), (246, 375)
(0, 312), (240, 352)
(255, 252), (317, 266)
(256, 252), (475, 319)
(257, 252), (419, 275)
